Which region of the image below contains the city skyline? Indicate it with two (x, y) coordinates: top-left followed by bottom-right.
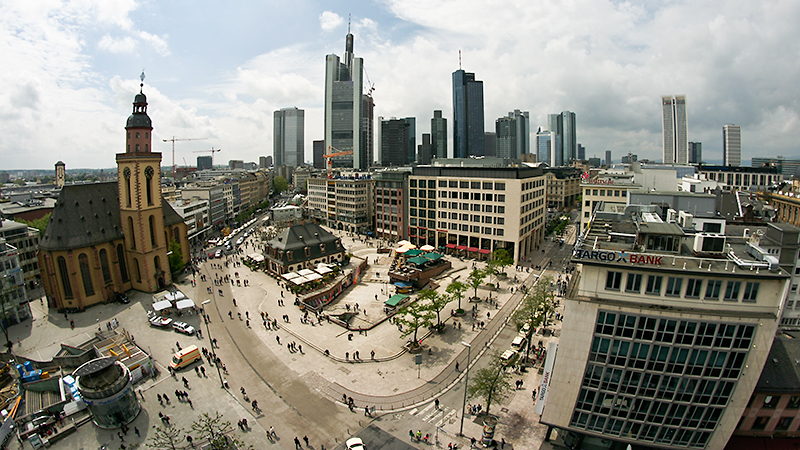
(1, 1), (799, 169)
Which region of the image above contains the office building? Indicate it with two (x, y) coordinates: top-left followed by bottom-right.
(580, 172), (642, 230)
(0, 219), (41, 295)
(548, 111), (577, 166)
(418, 134), (432, 165)
(484, 132), (496, 157)
(621, 153), (638, 164)
(578, 144), (586, 161)
(696, 165), (780, 191)
(374, 169), (411, 243)
(378, 117), (414, 167)
(605, 150), (612, 167)
(197, 156), (212, 171)
(662, 95), (688, 164)
(306, 174), (374, 233)
(452, 70), (485, 158)
(752, 157), (800, 179)
(0, 238), (32, 327)
(228, 160), (244, 170)
(543, 168), (582, 210)
(408, 163), (546, 263)
(313, 140), (325, 169)
(324, 31), (369, 169)
(495, 110), (530, 159)
(431, 110), (447, 159)
(274, 107), (304, 168)
(540, 205), (789, 450)
(689, 142), (702, 164)
(363, 94), (375, 167)
(259, 156), (268, 169)
(723, 124), (741, 167)
(537, 128), (555, 165)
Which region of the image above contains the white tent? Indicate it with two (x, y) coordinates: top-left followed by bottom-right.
(282, 272), (300, 280)
(175, 299), (195, 310)
(164, 291), (186, 301)
(248, 253), (264, 263)
(297, 269), (315, 277)
(305, 273), (323, 281)
(153, 300), (172, 312)
(315, 264), (333, 274)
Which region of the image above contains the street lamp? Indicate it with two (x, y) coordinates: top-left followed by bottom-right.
(459, 341), (471, 437)
(201, 299), (225, 388)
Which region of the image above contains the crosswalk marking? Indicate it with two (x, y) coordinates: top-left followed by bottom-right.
(435, 408), (457, 427)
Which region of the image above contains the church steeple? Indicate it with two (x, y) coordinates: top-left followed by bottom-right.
(125, 71), (153, 154)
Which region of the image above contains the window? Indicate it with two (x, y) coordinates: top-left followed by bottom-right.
(775, 417), (794, 431)
(471, 182), (480, 189)
(723, 281), (741, 301)
(626, 274), (642, 293)
(99, 249), (112, 285)
(79, 254), (94, 296)
(763, 395), (780, 409)
(792, 284), (797, 293)
(665, 277), (682, 296)
(645, 275), (662, 295)
(787, 396), (800, 409)
(742, 282), (759, 302)
(606, 271), (622, 290)
(57, 256), (73, 299)
(686, 279), (703, 298)
(495, 183), (505, 190)
(705, 280), (722, 300)
(751, 416), (770, 431)
(117, 244), (129, 282)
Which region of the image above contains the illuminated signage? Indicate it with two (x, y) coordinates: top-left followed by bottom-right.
(573, 249), (663, 266)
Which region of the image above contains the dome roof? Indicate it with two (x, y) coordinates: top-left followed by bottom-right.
(126, 113), (152, 128)
(134, 92), (147, 104)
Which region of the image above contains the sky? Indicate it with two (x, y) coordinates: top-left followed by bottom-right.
(1, 0), (799, 170)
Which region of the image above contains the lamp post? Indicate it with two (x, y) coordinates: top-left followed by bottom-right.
(459, 341), (471, 437)
(201, 299), (225, 388)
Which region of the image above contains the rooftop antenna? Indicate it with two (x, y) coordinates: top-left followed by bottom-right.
(348, 14), (351, 34)
(139, 69), (145, 92)
(459, 50), (462, 70)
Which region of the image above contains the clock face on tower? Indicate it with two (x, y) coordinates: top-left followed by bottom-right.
(123, 167), (131, 179)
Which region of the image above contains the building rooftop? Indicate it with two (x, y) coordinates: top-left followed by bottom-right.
(756, 335), (800, 392)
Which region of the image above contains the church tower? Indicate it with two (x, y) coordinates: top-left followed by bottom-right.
(116, 72), (171, 292)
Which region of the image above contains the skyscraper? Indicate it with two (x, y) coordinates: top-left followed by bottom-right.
(484, 132), (496, 157)
(537, 127), (555, 165)
(378, 117), (413, 166)
(404, 117), (416, 164)
(324, 31), (369, 169)
(431, 110), (447, 159)
(548, 111), (576, 166)
(578, 144), (586, 161)
(313, 140), (325, 169)
(274, 107), (304, 168)
(452, 70), (485, 158)
(495, 110), (530, 159)
(662, 95), (688, 164)
(689, 142), (702, 164)
(723, 124), (741, 167)
(605, 150), (612, 167)
(418, 133), (432, 165)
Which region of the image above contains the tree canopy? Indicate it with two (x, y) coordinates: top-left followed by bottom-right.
(467, 351), (515, 418)
(15, 213), (50, 236)
(395, 296), (435, 346)
(512, 276), (556, 356)
(467, 268), (486, 300)
(446, 280), (467, 312)
(273, 175), (289, 194)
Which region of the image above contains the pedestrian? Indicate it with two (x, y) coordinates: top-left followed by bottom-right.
(371, 349), (375, 359)
(134, 427), (140, 437)
(294, 436), (302, 450)
(501, 438), (505, 449)
(157, 393), (163, 404)
(200, 366), (206, 376)
(455, 362), (459, 371)
(303, 436), (309, 446)
(276, 336), (281, 345)
(435, 398), (439, 410)
(118, 432), (124, 441)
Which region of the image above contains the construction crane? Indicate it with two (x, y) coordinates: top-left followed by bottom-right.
(193, 147), (223, 169)
(163, 137), (207, 178)
(323, 146), (353, 178)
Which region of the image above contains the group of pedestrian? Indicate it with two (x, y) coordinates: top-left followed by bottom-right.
(287, 341), (302, 353)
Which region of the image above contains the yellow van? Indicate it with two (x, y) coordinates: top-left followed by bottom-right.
(169, 345), (201, 370)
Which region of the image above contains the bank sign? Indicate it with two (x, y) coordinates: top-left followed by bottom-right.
(573, 249), (663, 266)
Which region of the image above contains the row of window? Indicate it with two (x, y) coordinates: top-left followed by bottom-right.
(409, 224), (505, 236)
(605, 271), (760, 303)
(434, 201), (506, 213)
(586, 189), (628, 198)
(418, 179), (507, 190)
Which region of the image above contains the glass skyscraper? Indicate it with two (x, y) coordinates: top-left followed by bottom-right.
(431, 110), (447, 159)
(548, 111), (576, 166)
(273, 107), (304, 168)
(723, 124), (741, 167)
(496, 110), (530, 159)
(452, 70), (485, 158)
(662, 95), (688, 164)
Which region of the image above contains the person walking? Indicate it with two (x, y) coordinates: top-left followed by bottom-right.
(303, 436), (309, 446)
(294, 436), (302, 449)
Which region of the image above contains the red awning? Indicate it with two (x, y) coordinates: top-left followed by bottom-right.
(478, 249), (491, 254)
(466, 247), (479, 252)
(445, 244), (457, 249)
(456, 245), (468, 250)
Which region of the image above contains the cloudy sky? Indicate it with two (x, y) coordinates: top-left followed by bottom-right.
(1, 0), (799, 170)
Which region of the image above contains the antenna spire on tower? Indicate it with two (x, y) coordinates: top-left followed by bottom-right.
(140, 69), (146, 92)
(348, 14), (351, 34)
(458, 50), (461, 70)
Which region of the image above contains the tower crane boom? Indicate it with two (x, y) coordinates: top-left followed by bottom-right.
(163, 137), (207, 178)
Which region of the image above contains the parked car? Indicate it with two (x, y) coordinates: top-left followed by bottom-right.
(172, 321), (196, 336)
(149, 315), (173, 328)
(346, 438), (365, 450)
(114, 292), (130, 304)
(214, 250), (222, 258)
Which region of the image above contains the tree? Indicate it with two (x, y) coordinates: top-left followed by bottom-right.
(489, 249), (513, 277)
(395, 296), (435, 347)
(419, 288), (449, 330)
(467, 351), (514, 418)
(15, 213), (51, 236)
(467, 268), (486, 300)
(191, 412), (252, 450)
(273, 176), (289, 194)
(146, 425), (184, 450)
(168, 240), (184, 274)
(446, 280), (467, 313)
(512, 276), (556, 358)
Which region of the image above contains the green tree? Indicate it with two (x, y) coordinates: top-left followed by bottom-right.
(395, 296), (435, 347)
(419, 288), (449, 330)
(191, 412), (252, 450)
(15, 213), (51, 236)
(145, 425), (184, 450)
(168, 240), (184, 274)
(12, 179), (25, 186)
(467, 351), (515, 418)
(467, 268), (486, 300)
(273, 175), (289, 194)
(512, 276), (556, 356)
(489, 249), (513, 277)
(446, 280), (467, 313)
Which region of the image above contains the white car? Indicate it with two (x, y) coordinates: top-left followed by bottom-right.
(346, 438), (365, 450)
(172, 321), (196, 335)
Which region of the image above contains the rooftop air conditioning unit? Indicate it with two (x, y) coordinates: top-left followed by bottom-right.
(693, 233), (726, 254)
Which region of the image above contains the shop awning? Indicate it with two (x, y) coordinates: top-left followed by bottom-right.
(478, 249), (491, 254)
(466, 247), (479, 252)
(385, 294), (409, 307)
(305, 273), (323, 281)
(445, 244), (457, 249)
(290, 275), (310, 285)
(456, 245), (468, 250)
(398, 240), (412, 246)
(153, 300), (172, 312)
(423, 252), (443, 261)
(407, 256), (429, 265)
(394, 282), (411, 288)
(420, 244), (435, 251)
(395, 247), (410, 254)
(405, 249), (423, 256)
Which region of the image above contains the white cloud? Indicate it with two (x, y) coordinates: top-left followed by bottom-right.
(138, 31), (170, 56)
(98, 35), (137, 53)
(319, 11), (343, 32)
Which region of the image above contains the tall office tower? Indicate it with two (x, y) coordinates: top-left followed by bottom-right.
(548, 111), (577, 165)
(313, 140), (325, 169)
(605, 150), (612, 167)
(265, 156), (273, 167)
(484, 132), (496, 157)
(536, 127), (555, 165)
(197, 155), (212, 170)
(418, 134), (432, 165)
(689, 142), (702, 164)
(452, 70), (485, 158)
(662, 95), (688, 164)
(259, 156), (267, 169)
(363, 94), (375, 166)
(496, 110), (531, 159)
(431, 110), (447, 159)
(723, 124), (741, 167)
(578, 144), (586, 161)
(274, 107), (304, 168)
(325, 31), (368, 169)
(404, 117), (416, 164)
(378, 117), (413, 166)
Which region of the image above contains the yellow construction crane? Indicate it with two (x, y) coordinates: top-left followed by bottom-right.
(323, 145), (353, 178)
(193, 147), (223, 168)
(163, 137), (207, 178)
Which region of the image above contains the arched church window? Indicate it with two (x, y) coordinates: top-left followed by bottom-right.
(79, 253), (94, 296)
(57, 256), (73, 299)
(117, 244), (129, 282)
(149, 215), (157, 247)
(99, 249), (112, 284)
(145, 166), (154, 205)
(128, 216), (136, 249)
